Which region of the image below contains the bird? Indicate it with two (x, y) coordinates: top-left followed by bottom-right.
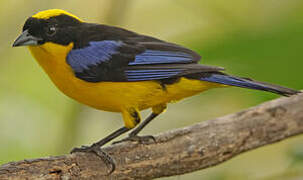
(13, 9), (299, 172)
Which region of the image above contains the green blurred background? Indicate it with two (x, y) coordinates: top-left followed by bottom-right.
(1, 0), (303, 179)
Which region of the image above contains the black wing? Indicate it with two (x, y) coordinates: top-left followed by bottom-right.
(66, 24), (223, 82)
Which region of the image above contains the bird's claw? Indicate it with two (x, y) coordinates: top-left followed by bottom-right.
(113, 135), (156, 145)
(70, 145), (91, 153)
(70, 145), (115, 175)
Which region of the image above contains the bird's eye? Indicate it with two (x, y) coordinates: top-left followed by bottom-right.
(46, 26), (56, 36)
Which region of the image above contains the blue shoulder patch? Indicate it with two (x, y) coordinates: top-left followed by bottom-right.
(67, 41), (122, 72)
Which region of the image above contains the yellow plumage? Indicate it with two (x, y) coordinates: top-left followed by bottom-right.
(12, 9), (298, 170)
(32, 9), (83, 22)
(29, 42), (221, 128)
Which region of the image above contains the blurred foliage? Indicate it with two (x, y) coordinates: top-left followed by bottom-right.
(1, 0), (303, 179)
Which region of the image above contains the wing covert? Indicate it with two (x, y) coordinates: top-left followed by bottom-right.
(67, 41), (123, 73)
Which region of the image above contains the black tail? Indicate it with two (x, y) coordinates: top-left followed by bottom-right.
(199, 73), (300, 96)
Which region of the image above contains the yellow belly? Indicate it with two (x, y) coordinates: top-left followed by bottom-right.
(28, 43), (221, 112)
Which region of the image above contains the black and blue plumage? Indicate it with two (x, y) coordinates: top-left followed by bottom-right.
(66, 39), (211, 82)
(63, 21), (297, 96)
(19, 13), (298, 97)
(13, 9), (300, 173)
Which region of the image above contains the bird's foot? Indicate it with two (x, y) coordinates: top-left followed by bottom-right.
(71, 145), (115, 175)
(112, 135), (156, 145)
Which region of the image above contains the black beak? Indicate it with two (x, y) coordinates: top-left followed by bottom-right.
(12, 30), (42, 47)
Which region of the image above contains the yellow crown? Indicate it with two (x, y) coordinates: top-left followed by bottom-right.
(32, 9), (82, 21)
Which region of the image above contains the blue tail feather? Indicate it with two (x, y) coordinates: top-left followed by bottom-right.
(200, 73), (299, 96)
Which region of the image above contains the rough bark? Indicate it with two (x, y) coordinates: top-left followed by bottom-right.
(0, 92), (302, 180)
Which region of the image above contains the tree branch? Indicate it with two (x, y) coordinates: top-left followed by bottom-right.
(1, 92), (303, 179)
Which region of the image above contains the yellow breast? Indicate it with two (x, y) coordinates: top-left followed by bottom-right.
(28, 42), (221, 112)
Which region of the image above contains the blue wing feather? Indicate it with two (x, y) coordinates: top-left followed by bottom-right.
(125, 69), (183, 81)
(66, 40), (197, 81)
(127, 49), (194, 80)
(67, 41), (122, 72)
(128, 50), (194, 65)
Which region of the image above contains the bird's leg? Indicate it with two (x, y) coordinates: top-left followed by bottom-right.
(112, 113), (159, 144)
(128, 113), (159, 142)
(71, 126), (130, 174)
(113, 104), (166, 144)
(71, 108), (141, 174)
